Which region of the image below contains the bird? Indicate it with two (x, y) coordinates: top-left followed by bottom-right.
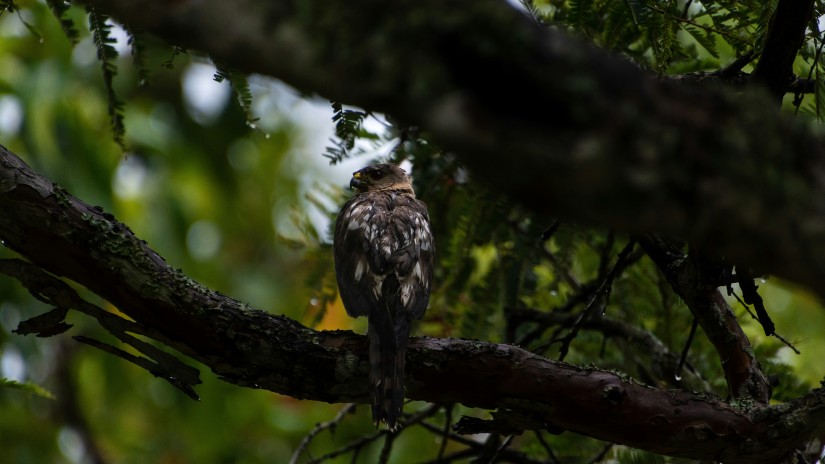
(333, 163), (434, 430)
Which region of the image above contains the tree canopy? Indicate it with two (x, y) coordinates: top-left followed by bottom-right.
(2, 0), (825, 462)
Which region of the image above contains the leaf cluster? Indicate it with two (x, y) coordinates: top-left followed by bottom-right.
(534, 0), (773, 73)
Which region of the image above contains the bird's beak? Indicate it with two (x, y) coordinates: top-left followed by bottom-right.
(350, 172), (364, 190)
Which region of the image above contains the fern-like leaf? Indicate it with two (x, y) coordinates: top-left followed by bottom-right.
(0, 0), (16, 14)
(214, 62), (258, 126)
(603, 0), (642, 51)
(518, 0), (545, 24)
(87, 5), (126, 149)
(567, 0), (590, 35)
(162, 45), (186, 69)
(682, 24), (719, 58)
(46, 0), (79, 44)
(324, 101), (368, 164)
(124, 25), (149, 85)
(623, 0), (644, 25)
(649, 14), (677, 74)
(1, 378), (56, 400)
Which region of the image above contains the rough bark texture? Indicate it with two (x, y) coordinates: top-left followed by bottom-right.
(80, 0), (825, 303)
(0, 143), (825, 463)
(639, 235), (772, 404)
(2, 145), (825, 462)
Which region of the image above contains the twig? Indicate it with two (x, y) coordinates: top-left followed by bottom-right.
(438, 405), (453, 461)
(736, 269), (775, 336)
(517, 247), (644, 349)
(289, 403), (357, 464)
(730, 292), (801, 354)
(509, 306), (713, 390)
(487, 435), (514, 463)
(587, 443), (614, 464)
(514, 280), (597, 347)
(533, 431), (561, 464)
(597, 231), (616, 278)
(540, 248), (581, 292)
(717, 50), (756, 78)
(639, 235), (772, 402)
(306, 405), (440, 464)
(419, 419), (480, 448)
(540, 221), (561, 243)
(378, 431), (396, 464)
(307, 428), (386, 464)
(676, 318), (699, 381)
(417, 419), (575, 464)
(647, 4), (744, 43)
(558, 240), (637, 361)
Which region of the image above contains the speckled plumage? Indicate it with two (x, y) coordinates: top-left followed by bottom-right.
(333, 164), (434, 429)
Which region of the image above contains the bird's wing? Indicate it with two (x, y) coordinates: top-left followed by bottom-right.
(334, 193), (387, 317)
(333, 192), (433, 320)
(384, 196), (433, 320)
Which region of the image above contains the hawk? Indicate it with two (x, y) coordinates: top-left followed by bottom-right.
(333, 163), (434, 429)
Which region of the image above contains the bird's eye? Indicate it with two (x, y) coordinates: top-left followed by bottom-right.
(370, 169), (384, 178)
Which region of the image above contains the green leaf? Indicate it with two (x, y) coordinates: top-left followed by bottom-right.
(623, 0), (644, 25)
(682, 24), (719, 59)
(45, 0), (80, 44)
(162, 45), (186, 69)
(124, 25), (149, 85)
(324, 101), (369, 164)
(650, 15), (677, 74)
(214, 62), (257, 127)
(87, 5), (126, 149)
(1, 378), (56, 400)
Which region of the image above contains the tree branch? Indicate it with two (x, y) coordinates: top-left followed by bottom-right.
(751, 0), (816, 101)
(1, 143), (824, 462)
(508, 307), (713, 392)
(79, 0), (825, 302)
(638, 235), (772, 403)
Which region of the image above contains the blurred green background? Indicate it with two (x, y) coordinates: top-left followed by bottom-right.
(1, 1), (825, 463)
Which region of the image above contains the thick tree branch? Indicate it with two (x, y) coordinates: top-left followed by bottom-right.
(638, 235), (772, 403)
(751, 0), (815, 101)
(1, 144), (824, 462)
(81, 0), (825, 301)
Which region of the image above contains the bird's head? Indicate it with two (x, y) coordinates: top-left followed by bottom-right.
(349, 164), (413, 195)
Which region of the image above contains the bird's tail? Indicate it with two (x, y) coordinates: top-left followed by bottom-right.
(367, 314), (410, 430)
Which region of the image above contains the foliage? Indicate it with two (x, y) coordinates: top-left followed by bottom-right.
(323, 101), (375, 163)
(0, 0), (824, 463)
(45, 0), (79, 44)
(86, 4), (125, 149)
(535, 0), (775, 73)
(213, 61), (257, 127)
(0, 378), (55, 400)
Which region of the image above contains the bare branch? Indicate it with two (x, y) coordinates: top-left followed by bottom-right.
(290, 403), (357, 464)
